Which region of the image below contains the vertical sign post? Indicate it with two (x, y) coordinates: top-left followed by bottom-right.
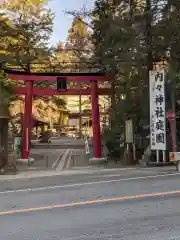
(125, 119), (133, 144)
(149, 70), (166, 163)
(125, 119), (135, 162)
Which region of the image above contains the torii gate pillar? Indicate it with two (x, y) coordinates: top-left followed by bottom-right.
(22, 80), (33, 159)
(91, 80), (102, 158)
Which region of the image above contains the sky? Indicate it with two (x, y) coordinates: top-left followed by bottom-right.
(47, 0), (95, 46)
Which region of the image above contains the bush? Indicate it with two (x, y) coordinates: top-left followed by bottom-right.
(102, 126), (124, 159)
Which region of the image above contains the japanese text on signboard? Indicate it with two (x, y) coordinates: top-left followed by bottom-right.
(149, 70), (166, 150)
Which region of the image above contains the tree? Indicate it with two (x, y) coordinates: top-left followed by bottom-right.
(0, 0), (54, 72)
(0, 67), (15, 170)
(52, 97), (67, 129)
(1, 0), (61, 131)
(0, 13), (21, 170)
(91, 0), (169, 162)
(66, 16), (91, 61)
(62, 0), (180, 161)
(1, 0), (55, 110)
(64, 16), (92, 137)
(33, 96), (67, 129)
(0, 13), (19, 64)
(0, 0), (56, 169)
(92, 0), (138, 135)
(52, 97), (66, 109)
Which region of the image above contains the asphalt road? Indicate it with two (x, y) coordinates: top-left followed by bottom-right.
(0, 168), (180, 239)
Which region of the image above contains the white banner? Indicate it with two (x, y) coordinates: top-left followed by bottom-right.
(149, 70), (166, 150)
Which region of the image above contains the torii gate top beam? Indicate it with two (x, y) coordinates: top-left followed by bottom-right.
(5, 69), (112, 82)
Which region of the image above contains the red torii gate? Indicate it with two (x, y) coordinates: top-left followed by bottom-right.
(6, 70), (112, 160)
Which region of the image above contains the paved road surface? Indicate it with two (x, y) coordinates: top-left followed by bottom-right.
(0, 168), (180, 239)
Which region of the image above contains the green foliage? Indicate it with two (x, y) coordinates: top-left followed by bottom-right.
(66, 16), (90, 60)
(0, 69), (14, 116)
(52, 97), (67, 109)
(58, 15), (92, 117)
(0, 14), (18, 64)
(102, 126), (124, 158)
(0, 0), (59, 129)
(0, 0), (54, 70)
(92, 0), (180, 160)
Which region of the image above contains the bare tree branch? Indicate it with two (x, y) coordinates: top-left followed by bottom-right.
(65, 10), (94, 30)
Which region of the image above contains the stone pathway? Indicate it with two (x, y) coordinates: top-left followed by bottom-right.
(16, 148), (65, 172)
(8, 137), (89, 173)
(69, 149), (89, 168)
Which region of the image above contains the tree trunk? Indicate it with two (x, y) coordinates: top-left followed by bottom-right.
(48, 107), (53, 129)
(110, 81), (116, 130)
(0, 118), (8, 169)
(146, 0), (153, 72)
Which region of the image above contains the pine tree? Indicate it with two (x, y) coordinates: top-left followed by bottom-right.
(91, 0), (180, 162)
(91, 0), (160, 161)
(65, 16), (91, 138)
(66, 16), (90, 59)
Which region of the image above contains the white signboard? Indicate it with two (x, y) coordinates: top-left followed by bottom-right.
(149, 70), (166, 150)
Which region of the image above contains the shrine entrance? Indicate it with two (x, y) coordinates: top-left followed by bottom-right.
(6, 70), (112, 160)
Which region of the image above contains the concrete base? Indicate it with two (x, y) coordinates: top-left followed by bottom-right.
(16, 158), (35, 164)
(89, 157), (108, 165)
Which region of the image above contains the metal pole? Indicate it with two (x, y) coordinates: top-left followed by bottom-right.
(163, 150), (166, 163)
(79, 92), (82, 138)
(127, 143), (129, 151)
(170, 119), (176, 152)
(171, 90), (177, 152)
(26, 127), (28, 152)
(156, 150), (159, 163)
(133, 143), (136, 162)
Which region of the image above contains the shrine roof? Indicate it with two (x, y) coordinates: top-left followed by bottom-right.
(5, 69), (109, 77)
